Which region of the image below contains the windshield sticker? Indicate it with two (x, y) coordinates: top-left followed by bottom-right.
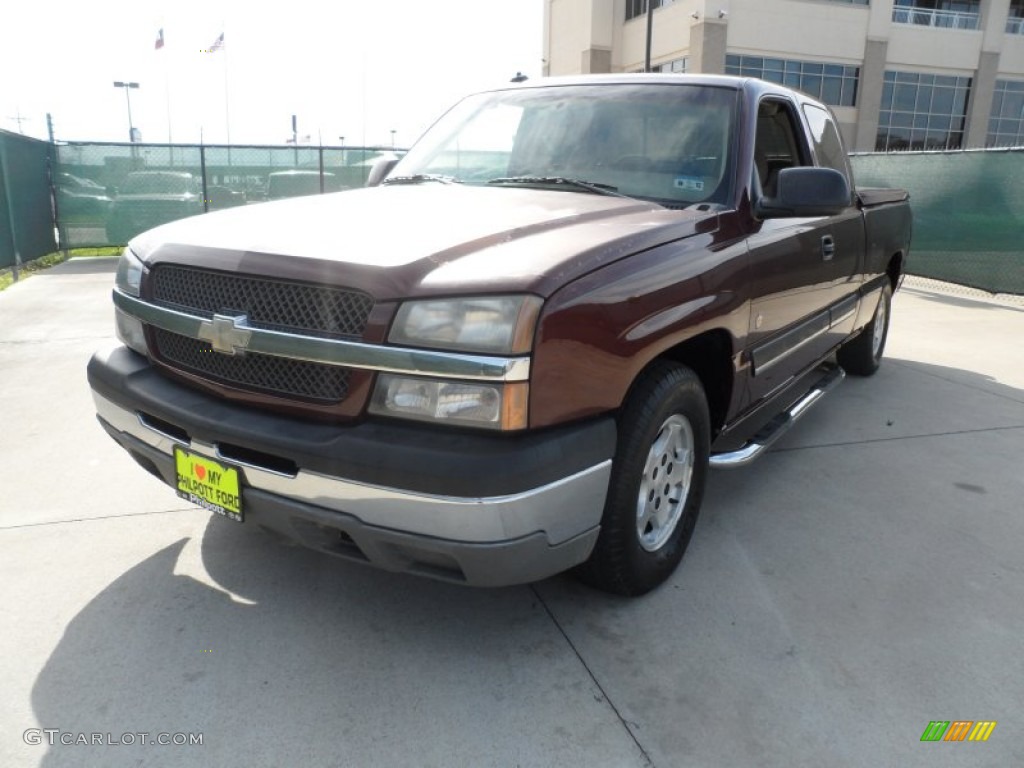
(674, 176), (704, 191)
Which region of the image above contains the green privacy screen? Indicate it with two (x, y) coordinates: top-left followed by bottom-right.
(36, 142), (1024, 295)
(0, 130), (58, 268)
(55, 143), (398, 248)
(851, 150), (1024, 295)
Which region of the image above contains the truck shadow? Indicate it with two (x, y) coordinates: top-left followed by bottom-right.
(28, 517), (597, 766)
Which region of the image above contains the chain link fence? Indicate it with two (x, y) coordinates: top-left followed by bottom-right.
(0, 129), (58, 269)
(6, 137), (1022, 296)
(54, 142), (401, 248)
(850, 149), (1024, 295)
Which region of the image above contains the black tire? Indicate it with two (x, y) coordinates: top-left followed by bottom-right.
(576, 361), (710, 596)
(837, 281), (892, 377)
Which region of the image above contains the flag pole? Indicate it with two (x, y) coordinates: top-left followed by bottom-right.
(156, 28), (173, 148)
(223, 29), (231, 147)
(165, 70), (173, 146)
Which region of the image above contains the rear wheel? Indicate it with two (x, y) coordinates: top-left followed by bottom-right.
(838, 281), (892, 376)
(577, 361), (710, 596)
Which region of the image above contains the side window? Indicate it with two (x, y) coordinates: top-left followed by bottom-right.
(754, 99), (807, 197)
(802, 104), (851, 179)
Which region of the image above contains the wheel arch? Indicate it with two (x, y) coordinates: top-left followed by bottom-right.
(630, 329), (735, 437)
(887, 251), (904, 290)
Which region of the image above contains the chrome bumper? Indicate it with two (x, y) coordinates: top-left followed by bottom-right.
(93, 391), (610, 585)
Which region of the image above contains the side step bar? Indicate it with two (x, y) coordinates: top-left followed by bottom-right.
(709, 364), (846, 470)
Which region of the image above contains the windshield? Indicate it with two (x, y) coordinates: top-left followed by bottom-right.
(393, 83), (738, 207)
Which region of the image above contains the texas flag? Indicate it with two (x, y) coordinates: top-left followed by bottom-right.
(209, 32), (225, 52)
(155, 28), (164, 50)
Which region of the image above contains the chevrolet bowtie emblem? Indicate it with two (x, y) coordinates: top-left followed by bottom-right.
(198, 314), (252, 355)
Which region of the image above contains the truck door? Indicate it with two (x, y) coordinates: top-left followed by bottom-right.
(744, 97), (859, 405)
(802, 103), (865, 345)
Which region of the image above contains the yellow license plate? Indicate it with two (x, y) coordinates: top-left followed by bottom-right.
(174, 448), (243, 522)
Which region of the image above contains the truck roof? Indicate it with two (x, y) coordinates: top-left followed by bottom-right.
(492, 73), (830, 113)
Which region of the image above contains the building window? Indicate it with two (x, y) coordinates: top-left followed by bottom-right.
(892, 1), (981, 30)
(987, 80), (1024, 147)
(815, 0), (869, 4)
(626, 0), (675, 21)
(725, 55), (859, 107)
(652, 57), (689, 74)
(1008, 0), (1024, 34)
(876, 71), (971, 151)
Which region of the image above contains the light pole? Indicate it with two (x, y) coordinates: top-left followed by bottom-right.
(645, 1), (655, 72)
(113, 81), (140, 142)
(390, 129), (396, 149)
(290, 114), (300, 164)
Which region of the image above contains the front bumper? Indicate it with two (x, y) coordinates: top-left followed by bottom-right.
(88, 345), (615, 586)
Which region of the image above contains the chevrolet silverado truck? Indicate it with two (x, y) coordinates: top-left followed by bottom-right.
(87, 75), (911, 595)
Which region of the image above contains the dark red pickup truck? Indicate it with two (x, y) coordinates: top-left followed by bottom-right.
(88, 75), (911, 595)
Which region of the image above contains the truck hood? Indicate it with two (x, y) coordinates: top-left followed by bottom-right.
(132, 185), (716, 299)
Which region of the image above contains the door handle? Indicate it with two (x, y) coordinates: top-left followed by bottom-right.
(821, 235), (836, 261)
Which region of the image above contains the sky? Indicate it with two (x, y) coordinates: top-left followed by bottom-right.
(0, 0), (544, 148)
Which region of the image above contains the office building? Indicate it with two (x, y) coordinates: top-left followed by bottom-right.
(543, 0), (1024, 150)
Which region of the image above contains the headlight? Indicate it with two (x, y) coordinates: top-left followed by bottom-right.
(389, 295), (541, 354)
(369, 375), (528, 430)
(114, 248), (148, 356)
(115, 247), (144, 297)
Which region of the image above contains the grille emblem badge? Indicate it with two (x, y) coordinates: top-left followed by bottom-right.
(198, 314), (252, 356)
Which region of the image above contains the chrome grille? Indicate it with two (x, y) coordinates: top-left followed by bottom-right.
(150, 265), (374, 339)
(147, 265), (371, 404)
(153, 329), (350, 403)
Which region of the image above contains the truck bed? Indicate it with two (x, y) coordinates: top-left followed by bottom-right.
(858, 187), (909, 207)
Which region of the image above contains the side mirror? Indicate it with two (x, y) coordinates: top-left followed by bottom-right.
(366, 155), (400, 187)
(756, 167), (851, 219)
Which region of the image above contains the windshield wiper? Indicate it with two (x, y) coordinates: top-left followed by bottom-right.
(487, 176), (626, 197)
(382, 174), (458, 185)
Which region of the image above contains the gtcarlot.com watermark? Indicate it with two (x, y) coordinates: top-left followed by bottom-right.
(24, 729), (203, 747)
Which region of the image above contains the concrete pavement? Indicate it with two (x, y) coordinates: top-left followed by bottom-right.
(1, 260), (1021, 767)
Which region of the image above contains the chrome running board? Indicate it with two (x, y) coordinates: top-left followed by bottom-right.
(710, 364), (845, 470)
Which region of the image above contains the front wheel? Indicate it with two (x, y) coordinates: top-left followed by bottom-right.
(837, 281), (892, 376)
(577, 361), (710, 596)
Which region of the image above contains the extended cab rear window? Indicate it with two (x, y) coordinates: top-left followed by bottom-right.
(802, 104), (851, 179)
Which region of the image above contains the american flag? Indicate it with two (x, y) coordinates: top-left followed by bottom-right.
(209, 32), (225, 52)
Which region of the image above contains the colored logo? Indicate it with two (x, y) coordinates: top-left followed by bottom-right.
(920, 721), (997, 742)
